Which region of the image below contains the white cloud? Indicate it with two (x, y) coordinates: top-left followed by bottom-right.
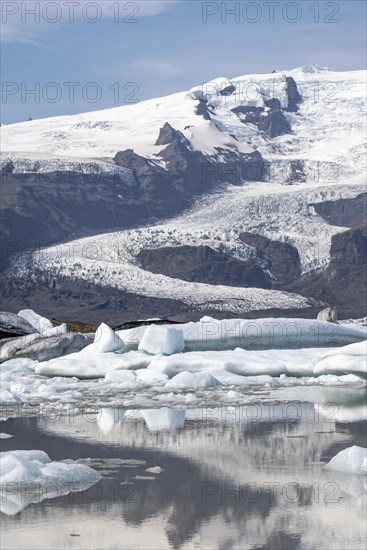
(1, 1), (180, 43)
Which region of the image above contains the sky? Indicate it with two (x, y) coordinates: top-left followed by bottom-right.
(1, 0), (366, 123)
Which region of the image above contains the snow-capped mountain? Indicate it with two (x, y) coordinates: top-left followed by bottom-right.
(1, 66), (366, 321)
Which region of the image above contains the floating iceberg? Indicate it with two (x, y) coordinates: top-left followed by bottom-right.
(0, 450), (102, 488)
(91, 323), (125, 353)
(138, 325), (184, 356)
(119, 317), (367, 352)
(18, 309), (53, 334)
(0, 450), (102, 515)
(324, 446), (367, 475)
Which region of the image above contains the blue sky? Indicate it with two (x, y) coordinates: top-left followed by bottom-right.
(1, 0), (366, 123)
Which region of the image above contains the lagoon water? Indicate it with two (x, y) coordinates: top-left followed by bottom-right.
(1, 387), (366, 550)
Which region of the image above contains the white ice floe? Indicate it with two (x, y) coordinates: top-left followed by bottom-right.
(148, 347), (329, 378)
(138, 325), (185, 356)
(324, 446), (367, 475)
(314, 341), (367, 376)
(36, 350), (151, 378)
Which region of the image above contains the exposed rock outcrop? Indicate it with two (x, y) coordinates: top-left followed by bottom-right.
(312, 193), (367, 227)
(240, 233), (301, 286)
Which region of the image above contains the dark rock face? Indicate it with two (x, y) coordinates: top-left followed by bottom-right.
(0, 311), (36, 339)
(1, 170), (162, 271)
(312, 193), (367, 227)
(138, 245), (270, 289)
(288, 224), (367, 316)
(220, 84), (236, 96)
(285, 77), (302, 112)
(257, 109), (291, 138)
(195, 99), (211, 120)
(232, 104), (291, 138)
(240, 233), (301, 286)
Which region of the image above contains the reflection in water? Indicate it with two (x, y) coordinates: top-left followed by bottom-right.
(0, 388), (366, 550)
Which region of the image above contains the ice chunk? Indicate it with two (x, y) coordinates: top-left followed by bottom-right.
(324, 446), (367, 475)
(93, 323), (125, 353)
(42, 323), (67, 338)
(18, 309), (53, 334)
(0, 390), (23, 405)
(0, 312), (36, 338)
(165, 371), (222, 389)
(0, 450), (102, 515)
(145, 466), (164, 474)
(0, 333), (44, 361)
(1, 333), (91, 362)
(141, 408), (186, 431)
(138, 325), (184, 356)
(0, 450), (102, 487)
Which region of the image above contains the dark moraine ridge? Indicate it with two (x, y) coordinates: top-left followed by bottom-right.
(137, 245), (270, 289)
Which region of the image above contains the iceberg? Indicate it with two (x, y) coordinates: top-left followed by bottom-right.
(0, 450), (102, 515)
(0, 312), (36, 338)
(138, 325), (184, 356)
(91, 323), (125, 353)
(119, 317), (367, 352)
(324, 446), (367, 475)
(0, 449), (102, 488)
(18, 309), (53, 334)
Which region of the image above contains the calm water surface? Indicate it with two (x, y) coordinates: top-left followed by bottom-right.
(1, 387), (366, 550)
